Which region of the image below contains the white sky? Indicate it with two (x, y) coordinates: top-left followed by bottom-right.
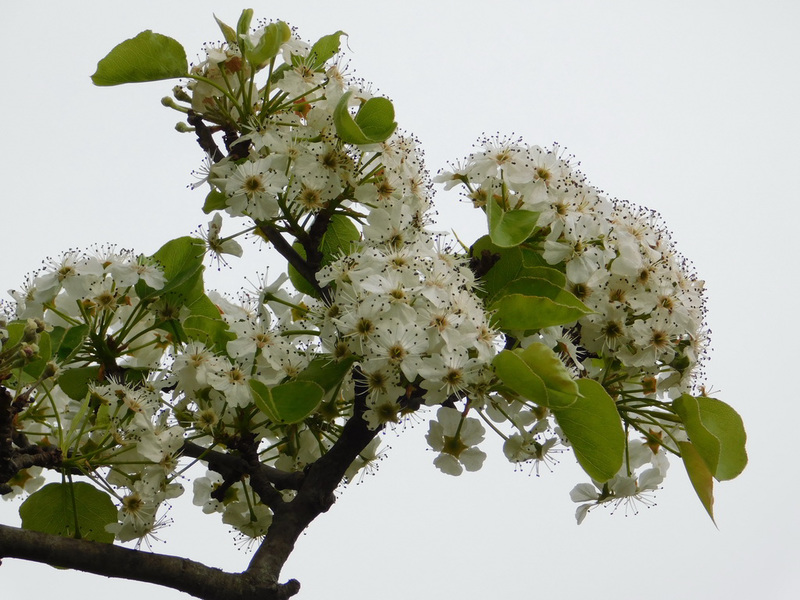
(2, 1), (798, 598)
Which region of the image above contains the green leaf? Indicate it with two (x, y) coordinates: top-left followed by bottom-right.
(57, 366), (101, 401)
(250, 380), (325, 424)
(673, 395), (747, 481)
(487, 197), (539, 247)
(489, 287), (592, 332)
(247, 21), (291, 68)
(286, 243), (318, 297)
(354, 97), (397, 143)
(91, 31), (188, 86)
(55, 324), (89, 362)
(493, 344), (578, 409)
(236, 9), (254, 38)
(182, 315), (233, 354)
(679, 441), (716, 524)
(551, 379), (624, 482)
(20, 482), (117, 543)
(4, 321), (25, 348)
(308, 30), (347, 70)
(470, 236), (564, 303)
(214, 14), (237, 44)
(333, 91), (397, 145)
(141, 236), (205, 300)
(295, 356), (357, 394)
(202, 189), (228, 214)
(320, 215), (360, 262)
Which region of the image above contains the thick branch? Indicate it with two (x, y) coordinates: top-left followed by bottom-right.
(246, 385), (378, 580)
(0, 524), (300, 600)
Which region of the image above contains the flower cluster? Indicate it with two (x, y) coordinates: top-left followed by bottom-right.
(437, 139), (710, 518)
(1, 14), (741, 553)
(179, 23), (501, 476)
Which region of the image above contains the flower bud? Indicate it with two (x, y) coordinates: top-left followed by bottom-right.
(43, 361), (59, 379)
(18, 343), (39, 361)
(172, 85), (192, 103)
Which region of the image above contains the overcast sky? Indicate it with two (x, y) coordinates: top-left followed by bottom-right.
(2, 1), (799, 599)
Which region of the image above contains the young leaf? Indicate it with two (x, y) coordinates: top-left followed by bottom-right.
(308, 30), (347, 70)
(236, 9), (254, 39)
(333, 91), (397, 145)
(487, 197), (539, 248)
(470, 235), (565, 302)
(354, 97), (397, 142)
(20, 482), (117, 543)
(320, 215), (360, 262)
(551, 379), (624, 482)
(247, 21), (291, 68)
(202, 189), (228, 214)
(92, 31), (188, 86)
(493, 344), (578, 409)
(489, 287), (592, 331)
(142, 236), (205, 300)
(679, 441), (716, 524)
(57, 366), (101, 401)
(213, 14), (237, 44)
(295, 356), (358, 394)
(673, 394), (747, 481)
(250, 380), (325, 424)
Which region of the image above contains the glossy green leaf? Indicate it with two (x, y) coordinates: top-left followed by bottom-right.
(295, 356), (357, 393)
(673, 395), (747, 481)
(141, 236), (205, 300)
(308, 30), (347, 69)
(20, 482), (117, 543)
(471, 236), (565, 303)
(551, 379), (624, 482)
(487, 197), (539, 247)
(250, 380), (325, 424)
(493, 344), (578, 409)
(57, 366), (101, 401)
(679, 441), (716, 524)
(333, 91), (397, 145)
(91, 31), (188, 86)
(489, 288), (592, 332)
(354, 97), (397, 142)
(202, 189), (228, 214)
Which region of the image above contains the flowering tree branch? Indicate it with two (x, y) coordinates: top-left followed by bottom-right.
(0, 10), (746, 599)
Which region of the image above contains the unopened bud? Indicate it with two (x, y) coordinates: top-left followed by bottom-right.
(173, 85), (192, 103)
(22, 320), (39, 342)
(43, 361), (59, 379)
(175, 122), (195, 133)
(18, 343), (38, 361)
(161, 96), (176, 107)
